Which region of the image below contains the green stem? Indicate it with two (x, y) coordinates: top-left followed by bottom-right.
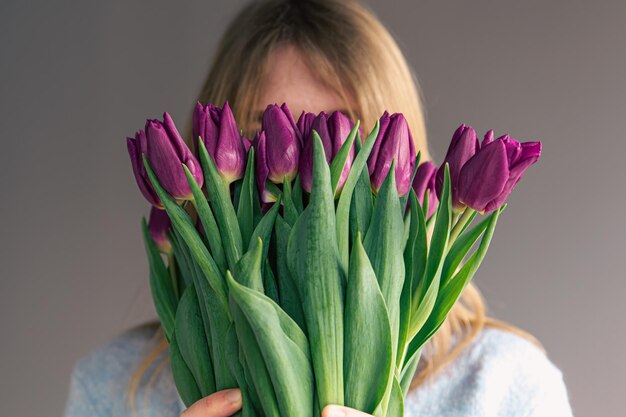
(448, 207), (475, 246)
(167, 252), (180, 300)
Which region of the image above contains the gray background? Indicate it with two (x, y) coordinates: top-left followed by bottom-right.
(1, 1), (624, 416)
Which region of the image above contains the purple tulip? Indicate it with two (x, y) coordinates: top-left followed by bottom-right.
(128, 112), (204, 204)
(148, 206), (172, 254)
(127, 130), (162, 208)
(367, 111), (416, 196)
(435, 124), (480, 210)
(298, 111), (355, 193)
(412, 161), (439, 218)
(457, 134), (542, 214)
(253, 103), (302, 202)
(193, 101), (247, 185)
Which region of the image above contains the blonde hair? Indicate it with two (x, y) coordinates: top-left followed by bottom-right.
(128, 0), (544, 413)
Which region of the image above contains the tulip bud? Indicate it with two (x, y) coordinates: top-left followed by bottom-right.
(259, 103), (302, 184)
(193, 101), (247, 185)
(367, 112), (416, 196)
(128, 112), (204, 204)
(252, 131), (276, 203)
(435, 124), (479, 210)
(298, 111), (355, 193)
(412, 161), (439, 218)
(457, 134), (542, 214)
(127, 130), (161, 208)
(148, 206), (172, 254)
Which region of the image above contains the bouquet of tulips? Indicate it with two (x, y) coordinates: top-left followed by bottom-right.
(126, 102), (541, 417)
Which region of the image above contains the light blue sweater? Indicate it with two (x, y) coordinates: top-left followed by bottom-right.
(62, 322), (574, 417)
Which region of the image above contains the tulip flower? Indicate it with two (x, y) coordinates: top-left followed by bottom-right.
(148, 206), (172, 254)
(298, 111), (355, 193)
(457, 134), (542, 214)
(367, 111), (416, 196)
(412, 161), (439, 218)
(193, 101), (247, 185)
(128, 112), (204, 205)
(259, 103), (302, 183)
(127, 130), (162, 207)
(435, 124), (479, 210)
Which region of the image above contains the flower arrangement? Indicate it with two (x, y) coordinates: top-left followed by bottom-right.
(126, 101), (541, 417)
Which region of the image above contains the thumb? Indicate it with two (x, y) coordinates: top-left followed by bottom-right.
(322, 405), (374, 417)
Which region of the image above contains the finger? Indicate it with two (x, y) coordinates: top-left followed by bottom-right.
(180, 388), (242, 417)
(322, 404), (374, 417)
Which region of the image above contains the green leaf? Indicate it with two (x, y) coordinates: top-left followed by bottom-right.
(287, 133), (345, 408)
(233, 236), (264, 292)
(263, 259), (280, 304)
(143, 155), (229, 314)
(183, 164), (227, 273)
(440, 211), (493, 288)
(363, 160), (405, 364)
(344, 232), (393, 414)
(274, 216), (306, 332)
(281, 177), (299, 226)
(348, 137), (373, 245)
(169, 329), (202, 407)
(413, 163), (451, 303)
(237, 148), (258, 246)
(291, 174), (304, 213)
(197, 138), (243, 272)
(336, 121), (380, 272)
(399, 348), (421, 397)
(141, 218), (177, 343)
(330, 121), (359, 196)
(227, 272), (314, 417)
(409, 205), (502, 354)
(399, 151), (421, 212)
(175, 284), (216, 397)
(223, 323), (260, 417)
(169, 231), (192, 294)
(248, 195), (281, 262)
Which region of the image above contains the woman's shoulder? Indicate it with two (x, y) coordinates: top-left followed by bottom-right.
(63, 322), (182, 417)
(406, 326), (574, 417)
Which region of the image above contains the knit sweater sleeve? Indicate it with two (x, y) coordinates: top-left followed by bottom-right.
(404, 327), (574, 417)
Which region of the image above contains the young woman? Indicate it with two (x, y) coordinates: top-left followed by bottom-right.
(63, 1), (573, 416)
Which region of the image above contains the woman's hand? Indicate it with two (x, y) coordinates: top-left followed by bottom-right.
(179, 389), (372, 417)
(180, 389), (242, 417)
(322, 404), (374, 417)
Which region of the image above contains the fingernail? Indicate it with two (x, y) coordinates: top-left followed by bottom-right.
(325, 405), (347, 417)
(224, 389), (242, 407)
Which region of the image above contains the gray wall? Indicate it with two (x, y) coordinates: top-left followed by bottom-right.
(1, 1), (624, 416)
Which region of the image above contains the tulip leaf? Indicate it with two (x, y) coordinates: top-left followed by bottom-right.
(183, 164), (227, 273)
(344, 232), (393, 414)
(281, 178), (299, 226)
(227, 272), (314, 417)
(291, 174), (304, 213)
(274, 215), (306, 332)
(408, 205), (502, 355)
(141, 218), (177, 343)
(233, 236), (264, 292)
(175, 283), (216, 397)
(440, 211), (493, 288)
(230, 236), (278, 416)
(169, 231), (192, 294)
(169, 329), (202, 407)
(197, 138), (243, 272)
(170, 228), (212, 348)
(287, 133), (345, 408)
(330, 121), (359, 197)
(248, 195), (281, 262)
(191, 255), (237, 390)
(223, 323), (261, 417)
(336, 120), (380, 272)
(263, 260), (280, 304)
(237, 148), (258, 246)
(413, 163), (451, 302)
(143, 156), (229, 312)
(386, 377), (404, 417)
(348, 133), (373, 246)
(363, 160), (405, 365)
(399, 348), (422, 397)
